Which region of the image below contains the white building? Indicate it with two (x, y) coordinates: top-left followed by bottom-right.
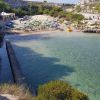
(0, 12), (15, 21)
(78, 0), (100, 6)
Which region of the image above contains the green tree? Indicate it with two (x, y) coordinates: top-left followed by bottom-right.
(0, 0), (11, 12)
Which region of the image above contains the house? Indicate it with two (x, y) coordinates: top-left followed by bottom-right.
(0, 12), (15, 21)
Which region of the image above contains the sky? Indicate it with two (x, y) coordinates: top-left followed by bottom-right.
(25, 0), (79, 4)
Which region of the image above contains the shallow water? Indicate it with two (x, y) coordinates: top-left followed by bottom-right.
(6, 32), (100, 100)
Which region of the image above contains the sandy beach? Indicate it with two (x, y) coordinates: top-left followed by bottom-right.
(4, 29), (63, 35)
(5, 28), (100, 38)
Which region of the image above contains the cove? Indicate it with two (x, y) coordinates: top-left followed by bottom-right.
(6, 32), (100, 100)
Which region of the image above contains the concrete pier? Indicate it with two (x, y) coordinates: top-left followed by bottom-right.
(6, 41), (36, 96)
(6, 41), (26, 85)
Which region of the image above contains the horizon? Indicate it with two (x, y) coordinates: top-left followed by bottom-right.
(24, 0), (78, 4)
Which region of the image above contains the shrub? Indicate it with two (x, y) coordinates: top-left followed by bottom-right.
(95, 4), (100, 13)
(72, 14), (84, 22)
(36, 81), (89, 100)
(0, 84), (34, 100)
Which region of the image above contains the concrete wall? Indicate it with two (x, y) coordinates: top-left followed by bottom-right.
(6, 41), (36, 96)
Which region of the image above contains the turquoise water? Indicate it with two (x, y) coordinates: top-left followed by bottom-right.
(7, 32), (100, 100)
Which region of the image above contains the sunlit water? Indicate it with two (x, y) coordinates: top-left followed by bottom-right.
(6, 32), (100, 100)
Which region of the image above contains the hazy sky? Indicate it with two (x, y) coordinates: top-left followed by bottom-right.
(25, 0), (79, 4)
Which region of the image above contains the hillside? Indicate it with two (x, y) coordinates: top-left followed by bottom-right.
(4, 0), (27, 8)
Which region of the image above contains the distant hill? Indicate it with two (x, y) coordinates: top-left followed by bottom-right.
(4, 0), (75, 8)
(4, 0), (27, 8)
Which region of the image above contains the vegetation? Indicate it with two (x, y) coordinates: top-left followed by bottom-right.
(0, 1), (84, 22)
(0, 0), (11, 12)
(0, 84), (34, 100)
(72, 14), (84, 22)
(0, 81), (89, 100)
(36, 81), (89, 100)
(95, 4), (100, 13)
(75, 5), (81, 12)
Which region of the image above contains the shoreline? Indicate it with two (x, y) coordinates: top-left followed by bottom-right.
(4, 29), (100, 38)
(4, 29), (63, 35)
